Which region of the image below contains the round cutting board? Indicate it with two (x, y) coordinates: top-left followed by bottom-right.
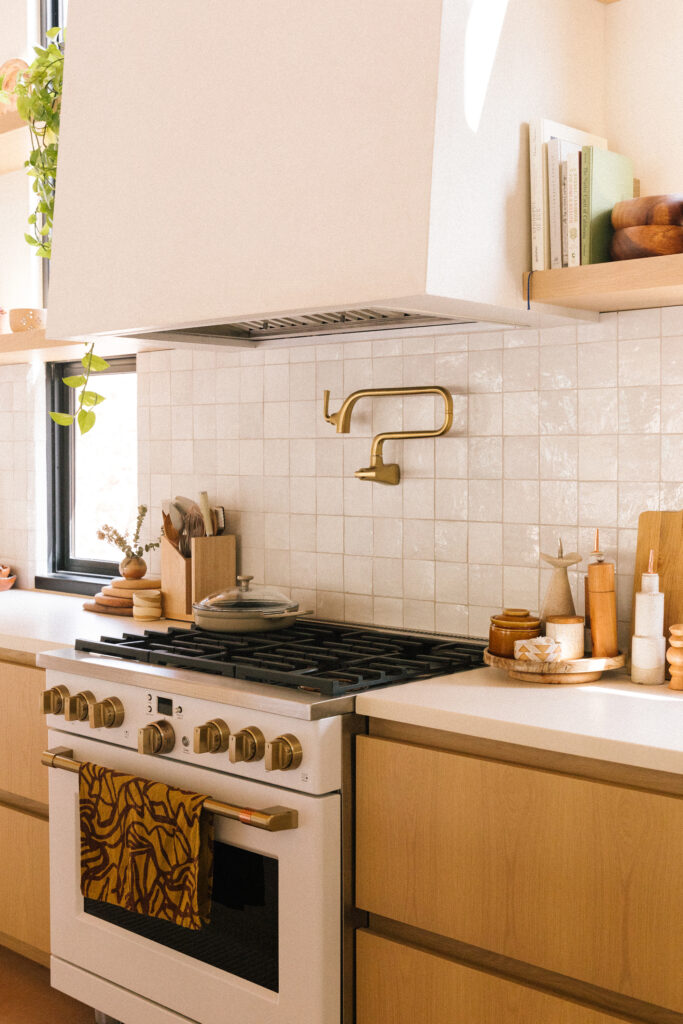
(483, 648), (625, 684)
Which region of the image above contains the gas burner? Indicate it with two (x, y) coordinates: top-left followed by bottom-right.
(75, 622), (486, 696)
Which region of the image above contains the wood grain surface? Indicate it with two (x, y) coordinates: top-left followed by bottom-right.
(357, 931), (632, 1024)
(611, 225), (683, 260)
(0, 805), (49, 957)
(632, 510), (683, 651)
(612, 194), (683, 229)
(356, 735), (683, 1013)
(0, 662), (48, 804)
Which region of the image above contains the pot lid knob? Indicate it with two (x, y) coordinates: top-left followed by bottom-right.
(236, 575), (254, 592)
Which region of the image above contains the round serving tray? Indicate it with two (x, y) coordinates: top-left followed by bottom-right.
(483, 648), (626, 684)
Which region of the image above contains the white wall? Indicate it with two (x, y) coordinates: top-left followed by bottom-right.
(605, 0), (683, 194)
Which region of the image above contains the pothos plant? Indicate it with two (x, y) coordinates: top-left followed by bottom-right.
(0, 28), (106, 434)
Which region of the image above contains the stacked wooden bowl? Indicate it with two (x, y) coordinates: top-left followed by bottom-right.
(611, 194), (683, 260)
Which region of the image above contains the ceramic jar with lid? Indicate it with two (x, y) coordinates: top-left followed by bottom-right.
(488, 608), (541, 658)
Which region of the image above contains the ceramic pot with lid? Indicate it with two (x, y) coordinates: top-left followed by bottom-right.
(193, 575), (305, 632)
(488, 608), (541, 658)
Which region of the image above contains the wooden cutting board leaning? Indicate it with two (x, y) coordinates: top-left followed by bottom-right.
(631, 510), (683, 668)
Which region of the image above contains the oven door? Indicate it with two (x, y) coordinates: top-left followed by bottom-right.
(47, 730), (340, 1024)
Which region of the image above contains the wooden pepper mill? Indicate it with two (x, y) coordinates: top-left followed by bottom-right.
(665, 624), (683, 690)
(587, 529), (619, 658)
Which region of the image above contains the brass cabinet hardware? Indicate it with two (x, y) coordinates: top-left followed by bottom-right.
(40, 747), (298, 832)
(323, 385), (453, 484)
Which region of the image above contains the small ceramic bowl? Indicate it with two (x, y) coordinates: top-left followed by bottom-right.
(0, 575), (16, 591)
(10, 307), (47, 332)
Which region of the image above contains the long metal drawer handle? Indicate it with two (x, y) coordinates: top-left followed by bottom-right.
(41, 747), (298, 832)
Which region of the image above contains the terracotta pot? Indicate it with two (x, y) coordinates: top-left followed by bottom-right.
(119, 555), (147, 579)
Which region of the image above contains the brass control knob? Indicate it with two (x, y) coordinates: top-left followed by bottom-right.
(138, 720), (175, 755)
(194, 718), (230, 754)
(229, 727), (265, 764)
(89, 696), (125, 730)
(41, 684), (70, 716)
(64, 690), (96, 722)
(265, 733), (303, 772)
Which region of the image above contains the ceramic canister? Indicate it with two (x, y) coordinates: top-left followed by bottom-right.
(488, 608), (541, 659)
(545, 615), (584, 661)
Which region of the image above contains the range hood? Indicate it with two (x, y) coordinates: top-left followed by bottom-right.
(47, 0), (604, 345)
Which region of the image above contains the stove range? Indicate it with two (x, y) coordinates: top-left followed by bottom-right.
(75, 620), (486, 696)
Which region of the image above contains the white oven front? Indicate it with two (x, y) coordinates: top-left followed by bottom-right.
(47, 729), (341, 1024)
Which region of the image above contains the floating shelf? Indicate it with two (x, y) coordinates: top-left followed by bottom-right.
(523, 253), (683, 314)
(0, 329), (169, 366)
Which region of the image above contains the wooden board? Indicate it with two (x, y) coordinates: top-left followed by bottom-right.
(0, 805), (49, 958)
(0, 662), (48, 805)
(632, 510), (683, 653)
(483, 648), (624, 684)
(82, 601), (133, 617)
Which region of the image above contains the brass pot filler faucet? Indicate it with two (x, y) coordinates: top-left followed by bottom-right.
(322, 385), (454, 485)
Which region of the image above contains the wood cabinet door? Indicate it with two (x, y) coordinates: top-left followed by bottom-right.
(357, 931), (631, 1024)
(0, 662), (48, 805)
(356, 735), (683, 1013)
(0, 804), (49, 959)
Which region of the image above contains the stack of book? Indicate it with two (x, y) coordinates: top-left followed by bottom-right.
(529, 118), (635, 270)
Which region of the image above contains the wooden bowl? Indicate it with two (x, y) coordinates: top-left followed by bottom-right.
(611, 225), (683, 261)
(0, 575), (17, 592)
(484, 648), (625, 684)
(9, 308), (47, 332)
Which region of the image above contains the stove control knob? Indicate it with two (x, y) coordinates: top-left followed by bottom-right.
(89, 696), (125, 730)
(64, 690), (96, 722)
(194, 718), (230, 754)
(138, 720), (175, 755)
(265, 734), (303, 772)
(40, 684), (70, 716)
(229, 727), (265, 764)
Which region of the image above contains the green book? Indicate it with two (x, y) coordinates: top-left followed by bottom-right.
(580, 147), (634, 264)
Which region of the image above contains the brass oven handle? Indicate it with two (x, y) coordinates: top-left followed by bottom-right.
(41, 747), (299, 832)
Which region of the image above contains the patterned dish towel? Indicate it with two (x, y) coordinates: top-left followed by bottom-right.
(79, 762), (214, 930)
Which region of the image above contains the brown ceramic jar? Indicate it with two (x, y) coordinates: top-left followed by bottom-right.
(488, 608), (541, 659)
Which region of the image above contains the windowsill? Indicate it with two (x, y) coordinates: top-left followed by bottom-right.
(34, 573), (114, 597)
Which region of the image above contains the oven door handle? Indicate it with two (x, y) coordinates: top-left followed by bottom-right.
(41, 747), (299, 832)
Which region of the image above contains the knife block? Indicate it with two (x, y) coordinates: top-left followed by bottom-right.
(161, 535), (236, 621)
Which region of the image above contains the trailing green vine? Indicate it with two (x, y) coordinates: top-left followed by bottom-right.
(49, 343), (108, 434)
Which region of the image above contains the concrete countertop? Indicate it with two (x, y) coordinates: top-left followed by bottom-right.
(0, 588), (185, 660)
(355, 667), (683, 775)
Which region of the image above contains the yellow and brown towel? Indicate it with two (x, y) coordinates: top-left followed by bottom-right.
(79, 762), (213, 930)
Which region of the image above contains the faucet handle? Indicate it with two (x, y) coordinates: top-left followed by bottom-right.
(322, 390), (340, 428)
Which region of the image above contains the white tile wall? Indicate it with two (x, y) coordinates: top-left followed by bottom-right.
(129, 307), (681, 647)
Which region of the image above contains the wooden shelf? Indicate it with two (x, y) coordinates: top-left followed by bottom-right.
(0, 329), (169, 365)
(523, 253), (683, 314)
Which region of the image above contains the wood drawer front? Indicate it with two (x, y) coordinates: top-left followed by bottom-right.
(356, 735), (683, 1013)
(357, 931), (631, 1024)
(0, 804), (49, 956)
(0, 662), (48, 805)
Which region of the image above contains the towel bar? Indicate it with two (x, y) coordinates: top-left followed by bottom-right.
(42, 746), (299, 832)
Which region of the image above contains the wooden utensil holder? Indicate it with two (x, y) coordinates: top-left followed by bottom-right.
(161, 535), (236, 621)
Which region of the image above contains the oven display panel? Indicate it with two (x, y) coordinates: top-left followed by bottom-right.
(156, 696), (173, 716)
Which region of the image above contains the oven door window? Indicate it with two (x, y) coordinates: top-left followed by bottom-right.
(84, 841), (279, 992)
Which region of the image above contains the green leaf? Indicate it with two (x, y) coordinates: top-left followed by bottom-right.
(46, 26), (60, 39)
(82, 352), (110, 372)
(49, 411), (74, 426)
(77, 409), (96, 434)
(81, 390), (105, 407)
(62, 374), (86, 388)
(24, 233), (38, 246)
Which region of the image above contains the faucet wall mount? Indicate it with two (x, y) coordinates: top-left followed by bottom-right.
(323, 385), (454, 484)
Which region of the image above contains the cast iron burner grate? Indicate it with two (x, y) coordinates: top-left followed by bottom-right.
(75, 621), (486, 696)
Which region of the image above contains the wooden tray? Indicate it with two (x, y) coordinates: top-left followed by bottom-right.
(483, 648), (625, 684)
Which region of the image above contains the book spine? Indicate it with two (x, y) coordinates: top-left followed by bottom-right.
(560, 160), (568, 267)
(567, 150), (581, 267)
(548, 139), (562, 269)
(529, 121), (545, 271)
(580, 145), (593, 266)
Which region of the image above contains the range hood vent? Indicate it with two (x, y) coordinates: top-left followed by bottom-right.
(156, 308), (470, 344)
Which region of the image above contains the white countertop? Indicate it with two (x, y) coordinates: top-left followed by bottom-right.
(0, 588), (184, 658)
(356, 667), (683, 775)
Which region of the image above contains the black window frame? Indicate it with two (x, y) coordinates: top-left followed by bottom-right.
(38, 355), (137, 594)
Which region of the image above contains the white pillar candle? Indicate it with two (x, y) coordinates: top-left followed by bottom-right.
(631, 635), (666, 685)
(634, 590), (665, 638)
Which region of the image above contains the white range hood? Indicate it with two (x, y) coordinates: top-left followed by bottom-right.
(47, 0), (606, 345)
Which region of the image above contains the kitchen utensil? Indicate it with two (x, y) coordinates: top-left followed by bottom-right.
(199, 490), (214, 536)
(193, 575), (309, 632)
(162, 510), (180, 549)
(632, 511), (683, 668)
(179, 507), (206, 557)
(168, 502), (185, 532)
(214, 506), (226, 534)
(488, 608), (541, 658)
(484, 648), (625, 684)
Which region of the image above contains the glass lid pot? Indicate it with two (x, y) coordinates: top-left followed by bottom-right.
(194, 575), (299, 619)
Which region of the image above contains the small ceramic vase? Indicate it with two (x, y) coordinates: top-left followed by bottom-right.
(119, 555), (147, 580)
(665, 624), (683, 690)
